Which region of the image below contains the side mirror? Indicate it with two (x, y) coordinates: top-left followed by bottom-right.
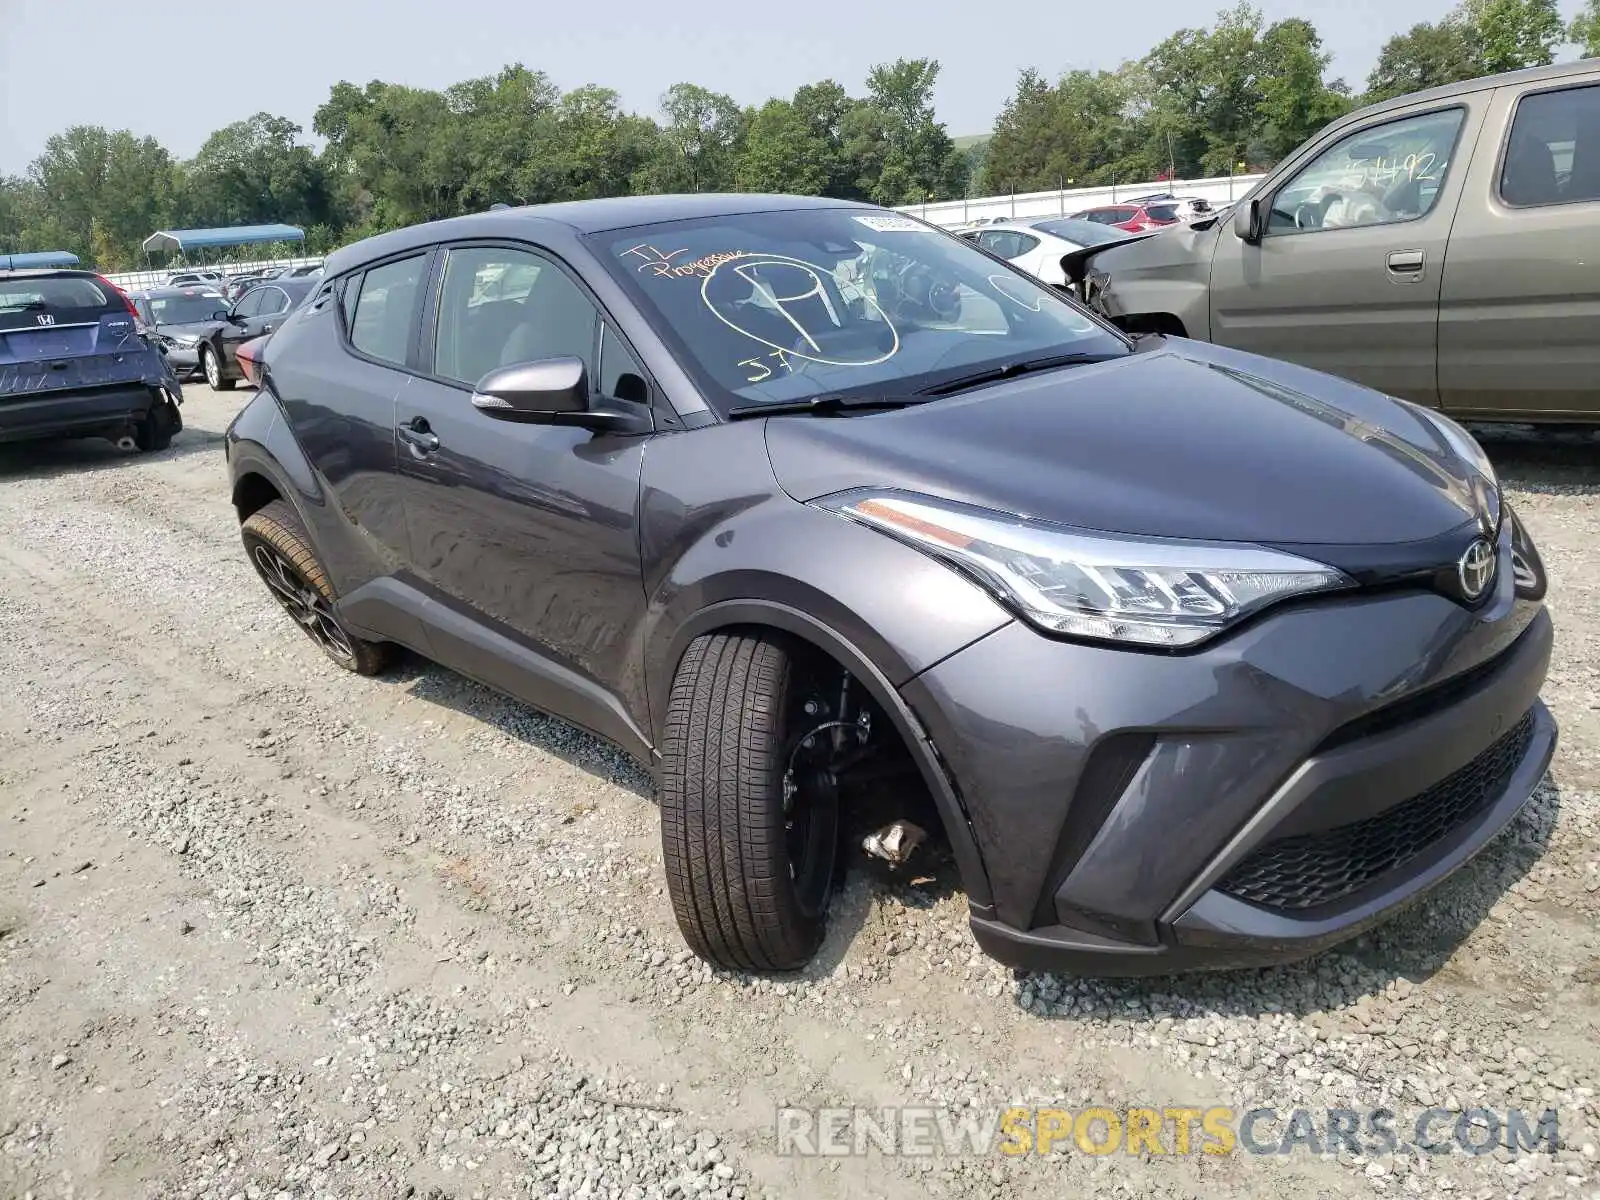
(471, 356), (651, 434)
(211, 309), (229, 322)
(1233, 199), (1262, 244)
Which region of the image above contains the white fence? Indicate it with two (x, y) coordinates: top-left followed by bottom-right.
(897, 172), (1268, 227)
(101, 255), (324, 294)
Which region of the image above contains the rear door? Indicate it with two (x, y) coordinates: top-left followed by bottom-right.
(1439, 76), (1600, 419)
(270, 255), (430, 594)
(0, 273), (148, 400)
(1207, 101), (1484, 406)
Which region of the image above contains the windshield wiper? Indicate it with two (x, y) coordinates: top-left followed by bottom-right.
(916, 352), (1124, 397)
(725, 393), (930, 420)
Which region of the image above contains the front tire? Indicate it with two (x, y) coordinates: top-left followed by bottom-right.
(240, 499), (394, 675)
(661, 631), (839, 972)
(202, 344), (235, 391)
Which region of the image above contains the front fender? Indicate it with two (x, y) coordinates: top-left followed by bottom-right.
(1084, 223), (1224, 340)
(635, 425), (1011, 910)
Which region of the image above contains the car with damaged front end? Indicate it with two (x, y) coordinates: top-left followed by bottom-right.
(221, 194), (1555, 976)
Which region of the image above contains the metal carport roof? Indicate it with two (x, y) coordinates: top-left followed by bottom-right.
(0, 251), (81, 269)
(141, 224), (305, 253)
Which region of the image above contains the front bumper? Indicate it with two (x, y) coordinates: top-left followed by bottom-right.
(163, 344), (202, 373)
(902, 523), (1555, 976)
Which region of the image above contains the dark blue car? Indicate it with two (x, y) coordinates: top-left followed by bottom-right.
(0, 268), (184, 451)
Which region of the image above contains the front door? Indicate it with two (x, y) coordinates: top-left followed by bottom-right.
(1209, 103), (1481, 406)
(396, 242), (655, 750)
(220, 286), (277, 366)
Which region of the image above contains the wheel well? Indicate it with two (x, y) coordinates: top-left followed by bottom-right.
(232, 472), (282, 522)
(1115, 312), (1187, 338)
(694, 622), (956, 883)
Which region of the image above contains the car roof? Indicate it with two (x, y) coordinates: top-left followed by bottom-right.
(322, 192), (878, 277)
(0, 268), (101, 282)
(1322, 59), (1600, 136)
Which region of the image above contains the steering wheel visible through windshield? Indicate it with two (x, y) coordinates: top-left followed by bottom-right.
(596, 206), (1129, 416)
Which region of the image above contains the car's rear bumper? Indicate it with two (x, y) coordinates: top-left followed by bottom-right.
(0, 385), (168, 444)
(901, 520), (1556, 976)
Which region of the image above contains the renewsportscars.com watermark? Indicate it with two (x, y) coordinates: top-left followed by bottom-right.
(776, 1105), (1562, 1158)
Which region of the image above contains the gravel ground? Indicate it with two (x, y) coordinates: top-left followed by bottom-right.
(1, 386), (1598, 1200)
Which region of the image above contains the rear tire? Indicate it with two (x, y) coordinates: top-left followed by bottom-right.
(660, 631), (839, 972)
(240, 499), (394, 675)
(134, 398), (181, 452)
(202, 345), (235, 391)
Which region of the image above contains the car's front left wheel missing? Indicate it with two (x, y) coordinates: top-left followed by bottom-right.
(240, 499), (395, 675)
(661, 631), (847, 972)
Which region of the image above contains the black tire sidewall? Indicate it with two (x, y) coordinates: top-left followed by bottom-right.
(240, 500), (391, 676)
(660, 632), (836, 972)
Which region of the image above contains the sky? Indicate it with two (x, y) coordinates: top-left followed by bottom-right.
(0, 0), (1586, 173)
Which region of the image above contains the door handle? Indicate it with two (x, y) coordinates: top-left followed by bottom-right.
(398, 417), (440, 455)
(1386, 249), (1425, 275)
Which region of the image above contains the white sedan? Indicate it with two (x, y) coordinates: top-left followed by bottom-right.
(954, 217), (1136, 286)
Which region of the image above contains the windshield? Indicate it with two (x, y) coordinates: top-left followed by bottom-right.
(597, 207), (1127, 416)
(146, 293), (225, 325)
(1030, 218), (1129, 246)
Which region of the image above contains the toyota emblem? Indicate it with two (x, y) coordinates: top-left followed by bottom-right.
(1458, 536), (1496, 602)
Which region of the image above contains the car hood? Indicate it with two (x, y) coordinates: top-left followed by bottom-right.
(763, 339), (1492, 549)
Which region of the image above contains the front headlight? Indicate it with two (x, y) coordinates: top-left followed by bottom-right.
(172, 334), (201, 347)
(816, 490), (1353, 648)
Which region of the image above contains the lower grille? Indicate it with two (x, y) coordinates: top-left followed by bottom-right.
(1218, 710), (1536, 911)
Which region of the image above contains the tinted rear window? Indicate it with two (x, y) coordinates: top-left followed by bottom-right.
(0, 276), (109, 313)
(1146, 204), (1179, 221)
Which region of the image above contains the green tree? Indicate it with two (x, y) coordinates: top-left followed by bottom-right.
(184, 113), (330, 234)
(1464, 0), (1565, 73)
(1364, 19), (1486, 102)
(443, 65), (561, 208)
(863, 58), (966, 203)
(1255, 19), (1352, 160)
(1574, 0), (1600, 55)
(983, 67), (1133, 193)
(646, 83), (746, 192)
(737, 98), (830, 194)
(24, 126), (180, 266)
(313, 81), (469, 231)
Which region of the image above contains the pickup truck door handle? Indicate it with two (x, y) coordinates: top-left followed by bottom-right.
(1386, 249), (1425, 275)
(398, 417), (440, 455)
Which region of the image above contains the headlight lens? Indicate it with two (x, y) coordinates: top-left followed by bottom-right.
(816, 490), (1353, 648)
(172, 334), (200, 347)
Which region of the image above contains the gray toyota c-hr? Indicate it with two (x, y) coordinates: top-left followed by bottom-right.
(224, 193), (1556, 976)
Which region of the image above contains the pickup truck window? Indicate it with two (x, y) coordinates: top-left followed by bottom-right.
(1266, 108), (1465, 235)
(1501, 83), (1600, 208)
